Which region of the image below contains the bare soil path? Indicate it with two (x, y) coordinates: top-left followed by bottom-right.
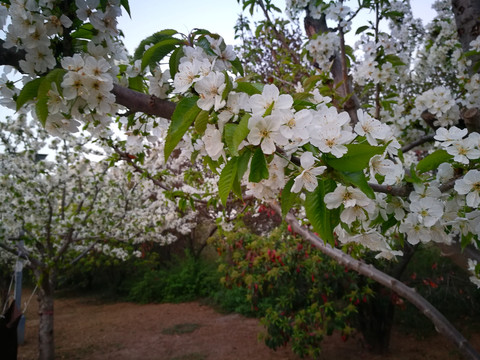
(16, 291), (480, 360)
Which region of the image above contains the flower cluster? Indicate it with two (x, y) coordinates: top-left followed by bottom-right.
(306, 32), (339, 71)
(2, 0), (480, 286)
(0, 116), (201, 266)
(414, 86), (460, 127)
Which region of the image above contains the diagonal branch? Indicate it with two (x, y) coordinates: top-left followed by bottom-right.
(112, 84), (176, 119)
(269, 201), (480, 360)
(0, 43), (177, 120)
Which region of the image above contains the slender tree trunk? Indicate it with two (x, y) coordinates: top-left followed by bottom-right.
(357, 285), (395, 353)
(35, 268), (56, 360)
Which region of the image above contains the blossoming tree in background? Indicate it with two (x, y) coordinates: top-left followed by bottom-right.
(0, 115), (203, 358)
(1, 0), (480, 359)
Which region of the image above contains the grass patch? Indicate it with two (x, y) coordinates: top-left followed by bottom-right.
(162, 323), (201, 335)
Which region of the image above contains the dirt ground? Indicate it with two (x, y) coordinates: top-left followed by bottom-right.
(16, 290), (480, 360)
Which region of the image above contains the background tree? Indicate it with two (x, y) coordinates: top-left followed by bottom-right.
(0, 115), (200, 359)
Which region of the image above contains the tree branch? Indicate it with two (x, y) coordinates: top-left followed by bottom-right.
(367, 182), (412, 197)
(452, 0), (480, 75)
(0, 40), (25, 71)
(303, 12), (359, 124)
(401, 134), (435, 153)
(0, 43), (177, 120)
(463, 107), (480, 134)
(269, 201), (480, 360)
(112, 84), (176, 119)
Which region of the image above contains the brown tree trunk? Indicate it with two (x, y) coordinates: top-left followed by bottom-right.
(451, 0), (480, 135)
(451, 0), (480, 69)
(303, 13), (360, 123)
(357, 285), (395, 354)
(35, 268), (56, 360)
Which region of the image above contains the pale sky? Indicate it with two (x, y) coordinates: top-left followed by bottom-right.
(117, 0), (436, 55)
(117, 0), (252, 54)
(0, 0), (437, 122)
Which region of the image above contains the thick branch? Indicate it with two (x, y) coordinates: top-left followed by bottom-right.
(463, 107), (480, 134)
(452, 0), (480, 74)
(0, 40), (25, 71)
(0, 43), (177, 120)
(401, 134), (435, 153)
(437, 240), (480, 270)
(112, 84), (176, 119)
(367, 182), (412, 197)
(270, 202), (480, 360)
(303, 14), (359, 123)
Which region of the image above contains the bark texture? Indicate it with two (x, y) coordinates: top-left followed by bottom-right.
(36, 269), (56, 360)
(452, 0), (480, 133)
(112, 84), (176, 119)
(452, 0), (480, 72)
(303, 14), (360, 124)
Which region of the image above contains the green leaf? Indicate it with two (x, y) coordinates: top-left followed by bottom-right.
(236, 148), (251, 183)
(224, 123), (238, 155)
(338, 171), (375, 199)
(281, 178), (298, 217)
(38, 68), (67, 98)
(218, 157), (238, 206)
(204, 156), (220, 175)
(416, 149), (453, 174)
(235, 82), (263, 95)
(305, 179), (340, 245)
(191, 28), (214, 36)
(302, 75), (322, 92)
(405, 163), (423, 184)
(196, 36), (217, 56)
(325, 143), (385, 172)
(381, 214), (398, 233)
(230, 57), (244, 77)
(128, 75), (144, 92)
(134, 30), (180, 60)
(194, 110), (209, 134)
(249, 147), (269, 183)
(233, 114), (250, 150)
(16, 78), (42, 111)
(120, 0), (131, 17)
(222, 71), (233, 101)
(231, 149), (251, 199)
(384, 54), (406, 67)
(164, 96), (201, 161)
(36, 97), (49, 127)
(71, 23), (95, 40)
(35, 69), (67, 126)
(355, 25), (370, 35)
(224, 114), (250, 156)
(141, 38), (184, 71)
(169, 46), (184, 80)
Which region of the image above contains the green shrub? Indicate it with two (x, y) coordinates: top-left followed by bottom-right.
(127, 252), (220, 303)
(210, 287), (257, 316)
(211, 223), (371, 358)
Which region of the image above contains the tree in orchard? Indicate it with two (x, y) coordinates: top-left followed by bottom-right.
(1, 0), (480, 359)
(0, 115), (203, 359)
(230, 0), (480, 353)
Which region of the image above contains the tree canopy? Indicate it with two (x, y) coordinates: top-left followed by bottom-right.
(1, 0), (480, 359)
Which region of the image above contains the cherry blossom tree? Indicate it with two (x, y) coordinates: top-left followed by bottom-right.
(0, 115), (202, 359)
(1, 0), (480, 359)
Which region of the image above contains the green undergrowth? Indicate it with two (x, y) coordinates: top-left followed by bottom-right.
(52, 239), (480, 343)
(126, 253), (219, 304)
